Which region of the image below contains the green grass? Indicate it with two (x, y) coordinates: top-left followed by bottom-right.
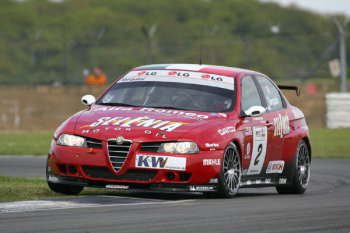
(0, 131), (52, 155)
(0, 176), (124, 202)
(310, 128), (350, 158)
(0, 129), (349, 158)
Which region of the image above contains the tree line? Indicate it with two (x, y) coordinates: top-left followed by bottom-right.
(0, 0), (347, 85)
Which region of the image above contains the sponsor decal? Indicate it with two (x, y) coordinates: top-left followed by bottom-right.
(203, 159), (221, 166)
(218, 126), (235, 135)
(48, 175), (59, 182)
(81, 126), (129, 134)
(86, 116), (187, 132)
(121, 70), (235, 90)
(240, 180), (252, 186)
(209, 113), (228, 118)
(93, 107), (210, 120)
(209, 178), (218, 184)
(167, 71), (190, 77)
(242, 169), (248, 176)
(266, 160), (285, 174)
(119, 77), (146, 82)
(140, 107), (209, 119)
(266, 97), (280, 107)
(291, 107), (304, 119)
(247, 127), (267, 175)
(155, 132), (167, 138)
(93, 107), (134, 112)
(201, 74), (224, 82)
(105, 185), (129, 189)
(135, 154), (186, 171)
(244, 127), (253, 136)
(279, 178), (287, 184)
(81, 126), (168, 138)
(241, 179), (271, 186)
(205, 143), (219, 148)
(273, 114), (290, 138)
(244, 143), (251, 160)
(137, 71), (157, 76)
(189, 186), (214, 191)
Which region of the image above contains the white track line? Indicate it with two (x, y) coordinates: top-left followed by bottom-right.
(0, 199), (195, 214)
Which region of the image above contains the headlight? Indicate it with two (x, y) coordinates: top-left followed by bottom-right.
(57, 134), (86, 147)
(158, 142), (199, 154)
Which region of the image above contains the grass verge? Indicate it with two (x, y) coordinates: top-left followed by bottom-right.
(309, 128), (350, 158)
(0, 129), (349, 158)
(0, 131), (52, 155)
(0, 176), (124, 202)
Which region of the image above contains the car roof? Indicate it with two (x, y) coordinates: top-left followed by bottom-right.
(133, 64), (265, 78)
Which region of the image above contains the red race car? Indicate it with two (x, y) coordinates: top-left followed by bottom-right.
(47, 64), (311, 198)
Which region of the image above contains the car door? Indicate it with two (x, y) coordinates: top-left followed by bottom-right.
(254, 75), (288, 177)
(239, 75), (269, 179)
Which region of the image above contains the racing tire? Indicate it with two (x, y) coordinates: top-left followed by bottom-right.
(47, 181), (84, 195)
(276, 140), (311, 194)
(209, 142), (241, 198)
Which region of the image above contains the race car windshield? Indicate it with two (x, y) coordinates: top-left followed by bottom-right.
(97, 80), (236, 112)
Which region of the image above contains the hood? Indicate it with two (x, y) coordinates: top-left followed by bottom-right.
(74, 105), (228, 142)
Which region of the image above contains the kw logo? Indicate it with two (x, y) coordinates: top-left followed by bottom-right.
(136, 155), (168, 168)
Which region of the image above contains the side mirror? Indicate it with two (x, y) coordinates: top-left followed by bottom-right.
(81, 95), (96, 106)
(244, 106), (266, 117)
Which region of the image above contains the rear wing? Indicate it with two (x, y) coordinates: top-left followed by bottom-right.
(278, 85), (301, 96)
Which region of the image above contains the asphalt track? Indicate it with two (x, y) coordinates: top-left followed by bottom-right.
(0, 156), (350, 233)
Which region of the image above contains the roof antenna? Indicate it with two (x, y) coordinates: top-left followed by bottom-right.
(199, 23), (204, 65)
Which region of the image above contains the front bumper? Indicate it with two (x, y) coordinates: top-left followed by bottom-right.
(47, 140), (223, 192)
(47, 173), (218, 192)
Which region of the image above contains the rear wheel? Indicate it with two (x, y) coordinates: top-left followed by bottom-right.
(216, 143), (242, 198)
(276, 140), (310, 194)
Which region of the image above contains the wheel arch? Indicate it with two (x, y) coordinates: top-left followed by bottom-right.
(230, 139), (243, 163)
(302, 136), (312, 161)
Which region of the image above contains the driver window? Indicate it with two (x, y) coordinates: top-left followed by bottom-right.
(241, 76), (262, 112)
(255, 76), (284, 111)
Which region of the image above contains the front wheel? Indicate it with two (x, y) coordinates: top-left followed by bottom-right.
(46, 160), (84, 195)
(47, 181), (84, 195)
(217, 143), (242, 198)
(276, 140), (311, 194)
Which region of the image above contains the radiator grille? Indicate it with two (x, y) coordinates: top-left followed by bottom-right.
(140, 142), (162, 152)
(107, 138), (132, 172)
(82, 166), (157, 181)
(86, 137), (102, 148)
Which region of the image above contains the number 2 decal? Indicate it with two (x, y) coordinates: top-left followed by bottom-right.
(247, 127), (267, 175)
(254, 144), (263, 165)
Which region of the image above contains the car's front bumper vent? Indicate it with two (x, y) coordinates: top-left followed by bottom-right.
(107, 138), (132, 172)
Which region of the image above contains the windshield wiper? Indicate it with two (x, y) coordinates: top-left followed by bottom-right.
(144, 106), (192, 111)
(97, 103), (140, 107)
